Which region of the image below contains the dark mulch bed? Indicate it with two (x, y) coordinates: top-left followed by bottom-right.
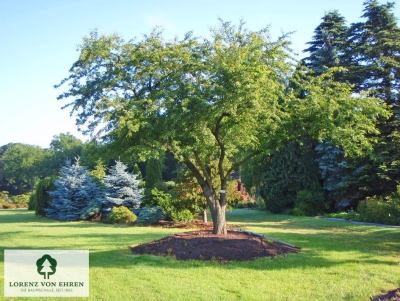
(373, 288), (400, 301)
(130, 220), (300, 262)
(130, 230), (299, 261)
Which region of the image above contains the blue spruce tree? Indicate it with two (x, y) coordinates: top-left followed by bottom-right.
(102, 161), (143, 209)
(46, 159), (100, 221)
(315, 141), (348, 209)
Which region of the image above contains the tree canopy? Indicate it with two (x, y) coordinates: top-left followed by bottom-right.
(49, 133), (84, 172)
(57, 20), (389, 234)
(1, 144), (47, 193)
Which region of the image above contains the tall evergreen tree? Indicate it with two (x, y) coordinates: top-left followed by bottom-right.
(35, 176), (56, 217)
(343, 0), (400, 199)
(301, 12), (348, 208)
(315, 141), (348, 208)
(303, 11), (348, 76)
(102, 161), (143, 209)
(47, 159), (100, 221)
(145, 158), (162, 191)
(260, 139), (322, 213)
(347, 0), (400, 101)
(302, 2), (400, 205)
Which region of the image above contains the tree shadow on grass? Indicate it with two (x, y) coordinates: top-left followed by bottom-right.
(237, 220), (400, 248)
(2, 210), (398, 272)
(0, 230), (185, 263)
(0, 210), (40, 223)
(0, 230), (396, 273)
(86, 246), (396, 272)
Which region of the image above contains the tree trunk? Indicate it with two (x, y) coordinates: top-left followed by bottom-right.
(182, 159), (228, 235)
(18, 181), (23, 194)
(202, 185), (227, 235)
(211, 204), (227, 235)
(202, 208), (208, 224)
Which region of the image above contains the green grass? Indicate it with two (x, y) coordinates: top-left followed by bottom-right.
(1, 209), (399, 301)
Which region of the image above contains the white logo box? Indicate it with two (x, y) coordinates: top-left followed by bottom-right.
(4, 250), (89, 297)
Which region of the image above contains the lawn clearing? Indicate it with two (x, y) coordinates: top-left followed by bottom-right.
(1, 209), (399, 301)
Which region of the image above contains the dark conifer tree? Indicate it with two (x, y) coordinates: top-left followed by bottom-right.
(303, 2), (400, 205)
(314, 142), (348, 209)
(35, 177), (56, 217)
(260, 139), (322, 213)
(303, 11), (348, 76)
(343, 0), (400, 199)
(145, 158), (162, 191)
(347, 0), (400, 101)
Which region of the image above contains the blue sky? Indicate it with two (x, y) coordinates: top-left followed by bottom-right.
(1, 0), (398, 148)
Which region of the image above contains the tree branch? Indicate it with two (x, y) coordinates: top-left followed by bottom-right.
(211, 113), (230, 186)
(183, 158), (207, 188)
(225, 150), (262, 181)
(193, 151), (213, 187)
(148, 72), (173, 92)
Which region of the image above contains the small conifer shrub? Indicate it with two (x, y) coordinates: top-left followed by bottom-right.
(108, 206), (137, 224)
(170, 209), (193, 222)
(136, 206), (164, 226)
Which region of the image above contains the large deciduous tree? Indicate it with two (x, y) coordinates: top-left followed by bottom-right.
(56, 20), (389, 234)
(1, 144), (48, 193)
(49, 133), (84, 171)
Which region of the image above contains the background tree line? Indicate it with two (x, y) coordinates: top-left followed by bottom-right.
(0, 133), (179, 196)
(241, 0), (400, 215)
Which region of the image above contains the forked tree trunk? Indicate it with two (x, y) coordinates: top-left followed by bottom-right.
(203, 185), (227, 235)
(182, 159), (228, 235)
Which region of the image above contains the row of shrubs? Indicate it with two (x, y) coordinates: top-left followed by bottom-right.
(235, 196), (266, 210)
(357, 196), (399, 225)
(139, 188), (196, 222)
(0, 203), (27, 209)
(325, 194), (400, 226)
(0, 191), (31, 209)
(108, 194), (400, 227)
(252, 180), (400, 226)
(108, 186), (261, 225)
(107, 206), (165, 225)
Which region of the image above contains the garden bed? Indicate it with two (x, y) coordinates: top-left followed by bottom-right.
(131, 220), (300, 261)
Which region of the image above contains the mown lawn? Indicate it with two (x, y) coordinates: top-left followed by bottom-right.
(0, 209), (399, 301)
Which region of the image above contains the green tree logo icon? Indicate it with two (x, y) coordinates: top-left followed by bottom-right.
(36, 254), (57, 279)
